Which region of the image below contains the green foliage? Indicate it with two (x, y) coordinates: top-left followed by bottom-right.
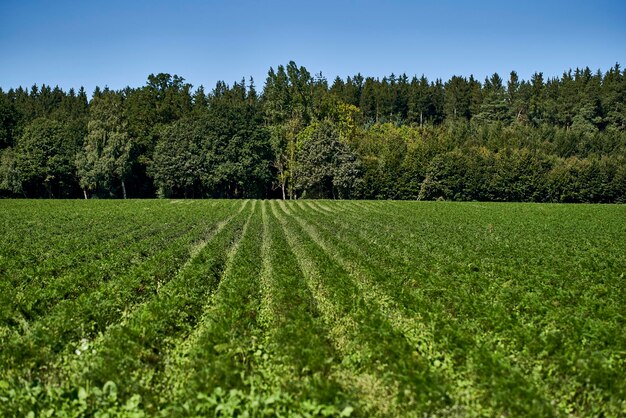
(77, 90), (132, 197)
(202, 81), (272, 198)
(1, 200), (624, 416)
(14, 118), (78, 197)
(151, 118), (207, 198)
(0, 148), (21, 195)
(0, 63), (625, 200)
(0, 91), (18, 148)
(294, 120), (362, 199)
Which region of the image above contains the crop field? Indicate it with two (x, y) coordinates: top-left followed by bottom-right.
(0, 200), (624, 417)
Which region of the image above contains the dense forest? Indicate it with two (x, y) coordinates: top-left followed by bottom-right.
(1, 62), (624, 202)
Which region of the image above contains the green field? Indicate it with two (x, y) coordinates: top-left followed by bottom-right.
(0, 200), (624, 417)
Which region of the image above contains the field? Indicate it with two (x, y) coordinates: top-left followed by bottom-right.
(0, 200), (624, 417)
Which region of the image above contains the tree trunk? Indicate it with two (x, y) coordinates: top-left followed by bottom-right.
(45, 182), (54, 199)
(420, 111), (423, 127)
(83, 189), (88, 200)
(281, 181), (286, 200)
(121, 180), (127, 199)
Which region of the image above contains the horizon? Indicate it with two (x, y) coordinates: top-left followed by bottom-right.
(1, 61), (624, 97)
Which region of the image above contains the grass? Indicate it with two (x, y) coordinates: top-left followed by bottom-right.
(0, 200), (624, 417)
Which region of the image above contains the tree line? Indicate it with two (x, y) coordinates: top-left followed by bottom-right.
(0, 62), (624, 202)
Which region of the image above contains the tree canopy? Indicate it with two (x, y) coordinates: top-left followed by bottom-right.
(0, 63), (624, 202)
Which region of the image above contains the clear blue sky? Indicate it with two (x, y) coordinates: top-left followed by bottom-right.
(1, 0), (624, 95)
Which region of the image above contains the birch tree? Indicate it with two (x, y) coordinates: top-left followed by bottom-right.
(77, 90), (132, 198)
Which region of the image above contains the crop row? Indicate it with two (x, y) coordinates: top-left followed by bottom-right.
(0, 200), (624, 417)
(290, 200), (626, 416)
(0, 200), (243, 415)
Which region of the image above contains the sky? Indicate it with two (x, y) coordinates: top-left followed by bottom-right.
(1, 0), (625, 95)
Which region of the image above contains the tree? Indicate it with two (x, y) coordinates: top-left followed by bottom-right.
(528, 72), (546, 126)
(359, 77), (379, 123)
(263, 62), (313, 199)
(203, 80), (272, 198)
(146, 73), (193, 124)
(0, 90), (17, 149)
(468, 75), (483, 118)
(408, 75), (433, 126)
(601, 63), (626, 132)
(77, 90), (132, 198)
(192, 85), (209, 115)
(444, 76), (471, 120)
(0, 147), (21, 196)
(507, 71), (528, 123)
(358, 123), (410, 199)
(0, 62), (624, 201)
(475, 73), (509, 124)
(151, 118), (207, 198)
(15, 118), (77, 197)
(294, 120), (362, 199)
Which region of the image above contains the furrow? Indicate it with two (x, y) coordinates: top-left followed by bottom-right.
(307, 200), (434, 273)
(21, 201), (254, 415)
(293, 201), (558, 416)
(272, 200), (412, 416)
(291, 201), (482, 413)
(1, 225), (199, 370)
(257, 200), (274, 328)
(165, 201), (352, 415)
(302, 200), (328, 215)
(158, 201), (263, 411)
(251, 201), (352, 414)
(273, 201), (354, 354)
(0, 201), (241, 414)
(162, 200), (256, 369)
(313, 201), (334, 213)
(96, 200), (246, 339)
(177, 199), (248, 275)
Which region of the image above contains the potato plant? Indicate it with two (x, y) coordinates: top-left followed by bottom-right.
(0, 200), (624, 417)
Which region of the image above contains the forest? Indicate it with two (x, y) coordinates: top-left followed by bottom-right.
(0, 62), (624, 202)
